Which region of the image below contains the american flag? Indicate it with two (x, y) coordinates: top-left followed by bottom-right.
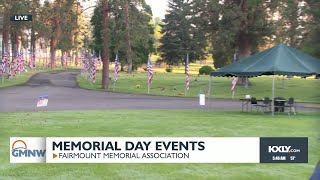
(231, 77), (238, 97)
(13, 55), (18, 77)
(63, 52), (67, 67)
(19, 51), (25, 72)
(45, 52), (48, 68)
(75, 56), (78, 67)
(89, 56), (96, 83)
(185, 54), (190, 90)
(7, 60), (12, 79)
(113, 54), (120, 81)
(1, 53), (7, 76)
(82, 54), (88, 72)
(147, 56), (153, 85)
(29, 51), (32, 68)
(17, 52), (21, 73)
(32, 51), (36, 69)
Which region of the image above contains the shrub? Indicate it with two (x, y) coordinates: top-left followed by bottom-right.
(199, 65), (214, 75)
(155, 58), (165, 67)
(165, 68), (173, 73)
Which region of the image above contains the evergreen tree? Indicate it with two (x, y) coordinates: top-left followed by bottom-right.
(90, 0), (154, 71)
(159, 0), (207, 66)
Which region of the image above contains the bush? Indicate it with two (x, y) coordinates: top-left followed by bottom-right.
(155, 58), (165, 67)
(199, 65), (214, 75)
(165, 68), (173, 73)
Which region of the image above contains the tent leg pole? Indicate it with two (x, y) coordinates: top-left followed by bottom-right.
(208, 76), (212, 111)
(272, 75), (275, 116)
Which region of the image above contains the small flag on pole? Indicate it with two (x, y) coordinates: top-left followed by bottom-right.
(147, 56), (153, 85)
(7, 57), (12, 79)
(114, 54), (120, 81)
(231, 77), (238, 98)
(13, 55), (18, 77)
(92, 57), (98, 83)
(32, 51), (36, 69)
(1, 53), (7, 76)
(36, 95), (49, 107)
(185, 54), (190, 91)
(63, 52), (67, 67)
(19, 51), (25, 72)
(75, 55), (78, 67)
(91, 57), (97, 83)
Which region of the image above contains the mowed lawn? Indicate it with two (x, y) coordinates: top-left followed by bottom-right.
(0, 110), (319, 180)
(0, 66), (66, 88)
(78, 71), (320, 103)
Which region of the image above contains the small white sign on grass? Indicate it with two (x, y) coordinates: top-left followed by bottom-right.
(199, 94), (205, 105)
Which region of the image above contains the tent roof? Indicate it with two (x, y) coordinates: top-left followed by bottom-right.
(211, 43), (320, 77)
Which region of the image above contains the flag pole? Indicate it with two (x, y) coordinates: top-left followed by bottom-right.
(1, 48), (4, 85)
(207, 75), (213, 111)
(113, 55), (116, 92)
(147, 55), (152, 95)
(185, 53), (189, 96)
(272, 75), (275, 116)
(147, 56), (150, 94)
(113, 53), (119, 92)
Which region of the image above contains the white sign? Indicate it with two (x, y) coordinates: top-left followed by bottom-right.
(199, 94), (205, 105)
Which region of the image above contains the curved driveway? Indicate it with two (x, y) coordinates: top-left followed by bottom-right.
(0, 70), (317, 112)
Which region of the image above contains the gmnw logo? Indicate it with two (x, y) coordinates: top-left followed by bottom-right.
(11, 140), (46, 157)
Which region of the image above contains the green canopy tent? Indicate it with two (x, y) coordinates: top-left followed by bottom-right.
(210, 43), (320, 115)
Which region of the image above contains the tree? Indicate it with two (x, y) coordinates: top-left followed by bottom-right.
(192, 0), (274, 86)
(90, 0), (154, 72)
(101, 0), (110, 89)
(159, 0), (207, 66)
(302, 0), (320, 58)
(124, 0), (133, 73)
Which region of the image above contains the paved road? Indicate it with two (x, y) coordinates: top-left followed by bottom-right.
(0, 70), (318, 112)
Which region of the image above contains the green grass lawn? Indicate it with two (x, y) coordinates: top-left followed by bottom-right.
(0, 110), (319, 179)
(78, 71), (320, 103)
(0, 66), (66, 88)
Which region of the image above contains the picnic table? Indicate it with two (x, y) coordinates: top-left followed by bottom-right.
(240, 98), (288, 112)
(240, 98), (265, 112)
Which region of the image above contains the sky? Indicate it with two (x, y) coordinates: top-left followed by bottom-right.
(145, 0), (168, 19)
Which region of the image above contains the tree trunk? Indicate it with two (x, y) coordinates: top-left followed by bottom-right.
(101, 0), (110, 89)
(3, 29), (9, 53)
(49, 0), (61, 69)
(2, 2), (10, 53)
(31, 0), (37, 53)
(237, 0), (251, 86)
(50, 36), (57, 69)
(124, 1), (133, 74)
(31, 26), (36, 53)
(120, 62), (124, 71)
(11, 32), (19, 56)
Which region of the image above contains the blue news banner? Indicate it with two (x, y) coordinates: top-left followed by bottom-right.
(260, 137), (308, 163)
